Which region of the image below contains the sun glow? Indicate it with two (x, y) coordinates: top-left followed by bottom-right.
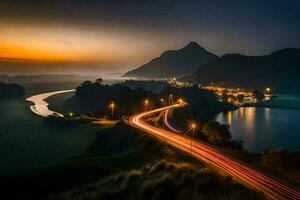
(0, 24), (156, 63)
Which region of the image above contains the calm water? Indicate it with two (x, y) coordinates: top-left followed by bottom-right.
(216, 107), (300, 152)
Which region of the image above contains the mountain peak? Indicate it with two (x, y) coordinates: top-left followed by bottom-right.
(122, 41), (218, 78)
(185, 41), (201, 48)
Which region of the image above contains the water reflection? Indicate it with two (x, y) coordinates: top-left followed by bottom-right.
(244, 107), (255, 131)
(244, 107), (256, 143)
(265, 108), (270, 124)
(215, 107), (300, 152)
(238, 107), (244, 120)
(227, 111), (232, 125)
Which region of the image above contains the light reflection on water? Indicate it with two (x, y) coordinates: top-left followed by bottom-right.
(215, 107), (300, 152)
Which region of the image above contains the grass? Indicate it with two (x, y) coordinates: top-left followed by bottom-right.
(0, 82), (266, 199)
(0, 120), (265, 200)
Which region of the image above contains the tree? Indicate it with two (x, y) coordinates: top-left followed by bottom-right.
(96, 77), (103, 83)
(81, 80), (92, 86)
(253, 90), (264, 101)
(236, 94), (244, 103)
(202, 121), (231, 146)
(260, 148), (288, 173)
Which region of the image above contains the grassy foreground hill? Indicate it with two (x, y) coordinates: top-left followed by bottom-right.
(0, 121), (264, 200)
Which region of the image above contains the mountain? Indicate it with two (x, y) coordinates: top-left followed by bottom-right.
(123, 42), (218, 79)
(182, 48), (300, 93)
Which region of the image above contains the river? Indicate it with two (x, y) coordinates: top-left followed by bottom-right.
(26, 89), (75, 117)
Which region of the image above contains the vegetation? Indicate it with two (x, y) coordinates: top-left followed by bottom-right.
(0, 82), (25, 99)
(163, 85), (236, 126)
(61, 81), (160, 118)
(202, 121), (231, 146)
(121, 79), (167, 94)
(48, 160), (263, 200)
(0, 121), (264, 200)
(253, 90), (265, 101)
(95, 77), (103, 83)
(259, 148), (300, 187)
(62, 81), (234, 121)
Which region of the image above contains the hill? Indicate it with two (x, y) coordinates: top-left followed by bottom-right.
(182, 48), (300, 93)
(0, 122), (263, 200)
(0, 82), (25, 99)
(123, 42), (218, 79)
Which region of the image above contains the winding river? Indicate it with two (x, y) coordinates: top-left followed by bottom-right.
(26, 89), (75, 117)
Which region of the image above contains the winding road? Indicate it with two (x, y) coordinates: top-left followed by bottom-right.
(163, 108), (181, 133)
(129, 103), (300, 200)
(26, 90), (300, 199)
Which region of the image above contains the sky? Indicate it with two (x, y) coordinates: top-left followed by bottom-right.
(0, 0), (300, 75)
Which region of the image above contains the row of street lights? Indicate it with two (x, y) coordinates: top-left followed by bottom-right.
(107, 96), (197, 152)
(108, 95), (183, 118)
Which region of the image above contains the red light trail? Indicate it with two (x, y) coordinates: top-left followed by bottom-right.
(129, 104), (300, 200)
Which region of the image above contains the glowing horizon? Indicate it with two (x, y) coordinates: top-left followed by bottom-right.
(0, 23), (162, 64)
(0, 0), (299, 74)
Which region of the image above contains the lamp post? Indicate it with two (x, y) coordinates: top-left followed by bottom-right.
(169, 94), (173, 105)
(160, 98), (165, 107)
(109, 102), (115, 119)
(144, 99), (149, 111)
(189, 122), (197, 152)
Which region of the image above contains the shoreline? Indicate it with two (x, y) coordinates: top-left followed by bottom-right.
(26, 89), (75, 117)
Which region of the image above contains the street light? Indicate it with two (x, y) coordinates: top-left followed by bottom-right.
(265, 87), (271, 94)
(169, 94), (173, 105)
(109, 102), (115, 119)
(144, 99), (149, 111)
(160, 98), (165, 107)
(189, 122), (197, 152)
(177, 98), (183, 104)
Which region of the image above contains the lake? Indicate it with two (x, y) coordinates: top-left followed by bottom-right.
(216, 96), (300, 152)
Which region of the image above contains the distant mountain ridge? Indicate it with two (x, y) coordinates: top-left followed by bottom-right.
(182, 48), (300, 93)
(123, 42), (218, 78)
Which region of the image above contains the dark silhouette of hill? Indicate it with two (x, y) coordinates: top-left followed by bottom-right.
(61, 81), (234, 120)
(182, 48), (300, 93)
(62, 81), (160, 118)
(123, 41), (218, 79)
(0, 82), (25, 99)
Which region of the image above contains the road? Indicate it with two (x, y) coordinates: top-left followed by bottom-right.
(129, 103), (300, 200)
(163, 108), (181, 133)
(26, 89), (75, 117)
